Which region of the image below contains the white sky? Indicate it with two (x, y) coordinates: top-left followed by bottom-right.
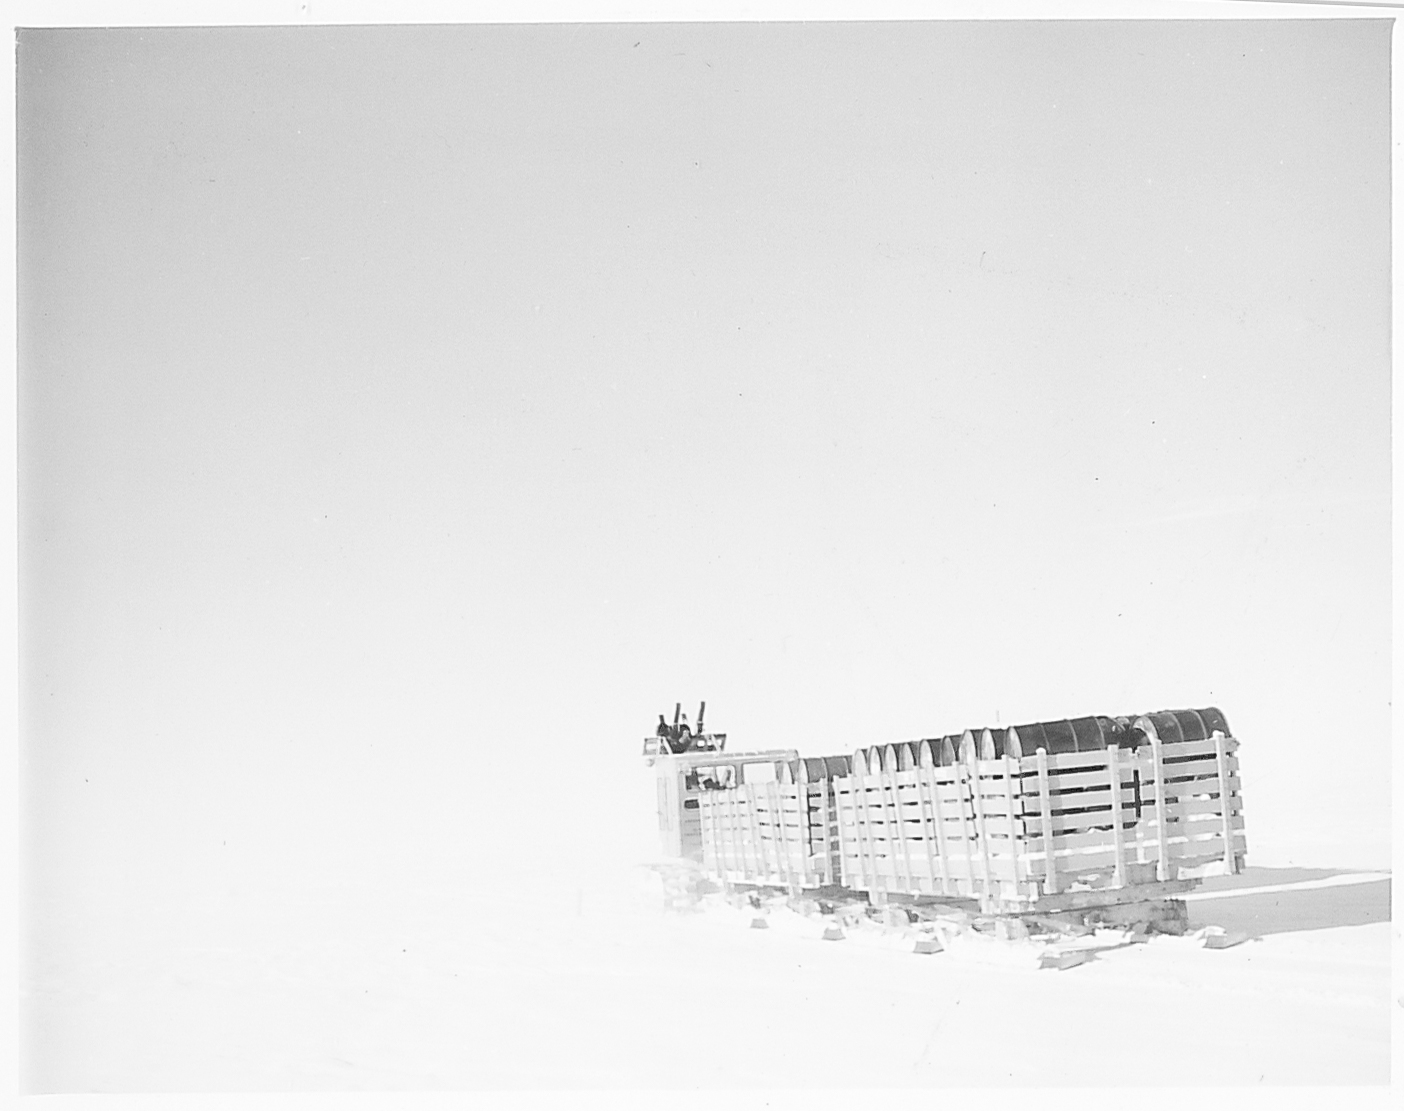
(11, 4), (1397, 1094)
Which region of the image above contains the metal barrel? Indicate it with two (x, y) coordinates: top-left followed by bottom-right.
(1070, 716), (1117, 750)
(979, 727), (1013, 758)
(1042, 719), (1081, 752)
(853, 741), (934, 773)
(780, 755), (862, 782)
(926, 734), (955, 765)
(929, 737), (952, 766)
(1012, 720), (1050, 753)
(1127, 707), (1231, 746)
(1140, 710), (1185, 745)
(793, 707), (1229, 781)
(1001, 716), (1125, 755)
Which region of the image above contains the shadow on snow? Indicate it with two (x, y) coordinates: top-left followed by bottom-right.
(1185, 866), (1390, 939)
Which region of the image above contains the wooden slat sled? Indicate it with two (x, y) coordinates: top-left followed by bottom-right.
(697, 715), (1247, 914)
(698, 761), (841, 891)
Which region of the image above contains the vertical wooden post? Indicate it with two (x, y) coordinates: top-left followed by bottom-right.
(717, 788), (729, 879)
(926, 765), (952, 896)
(769, 785), (780, 881)
(699, 795), (711, 873)
(735, 786), (746, 882)
(973, 786), (994, 898)
(767, 781), (782, 882)
(964, 754), (994, 897)
(842, 774), (859, 891)
(952, 760), (979, 896)
(1148, 726), (1170, 882)
(775, 775), (786, 882)
(771, 780), (794, 890)
(777, 784), (788, 885)
(796, 764), (814, 887)
(1108, 745), (1126, 888)
(710, 794), (726, 883)
(1002, 752), (1022, 890)
(1035, 748), (1057, 895)
(882, 769), (915, 894)
(718, 789), (731, 878)
(698, 795), (708, 870)
(745, 782), (768, 884)
(850, 771), (870, 893)
(729, 788), (750, 881)
(914, 763), (942, 895)
(710, 795), (734, 895)
(853, 764), (882, 899)
(766, 782), (780, 884)
(820, 778), (836, 886)
(718, 798), (729, 881)
(710, 795), (721, 875)
(789, 781), (803, 892)
(1214, 731), (1237, 874)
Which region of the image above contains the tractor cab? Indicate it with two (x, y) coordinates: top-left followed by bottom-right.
(643, 702), (797, 861)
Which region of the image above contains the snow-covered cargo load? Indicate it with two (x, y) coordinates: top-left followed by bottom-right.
(696, 755), (853, 889)
(832, 709), (1245, 914)
(684, 706), (1246, 917)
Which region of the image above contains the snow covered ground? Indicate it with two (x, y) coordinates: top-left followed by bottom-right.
(22, 857), (1393, 1095)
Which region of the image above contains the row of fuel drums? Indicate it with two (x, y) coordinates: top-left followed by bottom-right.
(777, 707), (1231, 783)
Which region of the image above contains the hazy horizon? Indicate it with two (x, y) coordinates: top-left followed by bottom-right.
(18, 17), (1393, 1088)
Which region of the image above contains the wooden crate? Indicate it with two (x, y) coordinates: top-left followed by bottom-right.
(698, 767), (841, 890)
(832, 727), (1246, 911)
